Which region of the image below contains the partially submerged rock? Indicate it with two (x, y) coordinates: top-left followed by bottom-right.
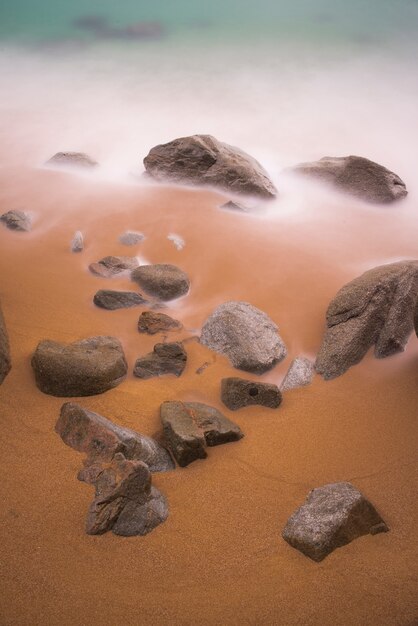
(415, 298), (418, 337)
(71, 230), (84, 252)
(137, 311), (182, 335)
(282, 482), (389, 562)
(131, 264), (190, 301)
(94, 290), (147, 310)
(200, 301), (287, 374)
(119, 231), (145, 246)
(289, 155), (407, 204)
(220, 201), (248, 212)
(315, 261), (418, 380)
(89, 256), (139, 278)
(133, 342), (187, 379)
(47, 151), (98, 168)
(31, 336), (127, 396)
(143, 134), (276, 199)
(160, 401), (243, 467)
(0, 210), (31, 232)
(280, 357), (315, 391)
(221, 377), (282, 410)
(0, 304), (11, 385)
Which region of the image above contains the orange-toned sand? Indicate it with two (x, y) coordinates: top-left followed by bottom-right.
(0, 166), (417, 626)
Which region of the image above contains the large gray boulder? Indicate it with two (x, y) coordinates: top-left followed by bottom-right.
(31, 336), (128, 396)
(200, 301), (287, 374)
(221, 377), (282, 410)
(289, 155), (407, 204)
(282, 482), (389, 561)
(0, 304), (11, 385)
(131, 264), (190, 301)
(143, 134), (277, 199)
(315, 261), (418, 380)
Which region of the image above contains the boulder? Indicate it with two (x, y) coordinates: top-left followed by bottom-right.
(143, 134), (276, 199)
(282, 482), (389, 561)
(221, 377), (282, 410)
(280, 357), (315, 391)
(200, 301), (287, 374)
(131, 264), (190, 301)
(89, 256), (139, 278)
(137, 311), (182, 335)
(56, 402), (174, 472)
(71, 231), (84, 252)
(315, 261), (418, 380)
(93, 290), (147, 310)
(47, 151), (98, 168)
(133, 342), (187, 379)
(0, 304), (11, 385)
(0, 210), (31, 232)
(160, 401), (243, 467)
(31, 336), (127, 396)
(289, 155), (407, 204)
(119, 231), (145, 246)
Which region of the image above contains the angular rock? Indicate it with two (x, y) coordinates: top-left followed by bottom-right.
(137, 311), (182, 335)
(315, 261), (418, 380)
(94, 290), (147, 310)
(133, 342), (187, 379)
(0, 304), (11, 385)
(280, 357), (315, 391)
(200, 301), (287, 374)
(282, 482), (389, 562)
(143, 134), (276, 199)
(89, 255), (139, 278)
(31, 336), (128, 396)
(289, 155), (407, 204)
(220, 201), (247, 212)
(0, 210), (31, 232)
(131, 264), (190, 301)
(119, 231), (145, 246)
(160, 401), (243, 467)
(47, 151), (98, 168)
(71, 231), (84, 252)
(56, 402), (174, 472)
(221, 377), (282, 410)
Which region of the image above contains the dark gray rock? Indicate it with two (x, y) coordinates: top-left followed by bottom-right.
(280, 357), (315, 391)
(71, 231), (84, 252)
(89, 256), (139, 278)
(0, 304), (11, 385)
(315, 261), (418, 380)
(131, 264), (190, 301)
(47, 151), (98, 168)
(31, 336), (128, 396)
(119, 231), (145, 246)
(221, 377), (282, 410)
(143, 134), (276, 199)
(0, 210), (31, 232)
(93, 290), (147, 310)
(134, 342), (187, 379)
(137, 311), (182, 335)
(200, 301), (287, 374)
(282, 482), (389, 562)
(160, 401), (243, 467)
(56, 402), (174, 472)
(289, 155), (407, 204)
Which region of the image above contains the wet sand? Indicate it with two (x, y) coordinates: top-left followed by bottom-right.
(0, 166), (417, 625)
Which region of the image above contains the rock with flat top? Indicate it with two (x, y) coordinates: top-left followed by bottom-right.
(89, 256), (139, 278)
(137, 311), (182, 335)
(0, 304), (11, 385)
(93, 290), (147, 310)
(221, 377), (281, 410)
(47, 151), (98, 168)
(131, 264), (190, 301)
(1, 210), (31, 232)
(144, 134), (276, 199)
(134, 342), (187, 379)
(280, 357), (315, 391)
(282, 482), (389, 561)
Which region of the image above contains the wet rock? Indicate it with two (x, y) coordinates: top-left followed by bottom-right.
(415, 298), (418, 337)
(56, 402), (174, 472)
(289, 155), (407, 204)
(133, 342), (187, 379)
(144, 134), (276, 199)
(31, 336), (127, 396)
(220, 201), (247, 212)
(0, 210), (31, 232)
(221, 377), (282, 410)
(200, 301), (287, 374)
(89, 255), (139, 278)
(119, 231), (145, 246)
(280, 357), (315, 391)
(47, 151), (98, 168)
(94, 290), (147, 310)
(131, 264), (190, 301)
(137, 311), (182, 335)
(0, 304), (11, 385)
(282, 482), (389, 562)
(315, 261), (418, 380)
(71, 231), (84, 252)
(160, 401), (243, 467)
